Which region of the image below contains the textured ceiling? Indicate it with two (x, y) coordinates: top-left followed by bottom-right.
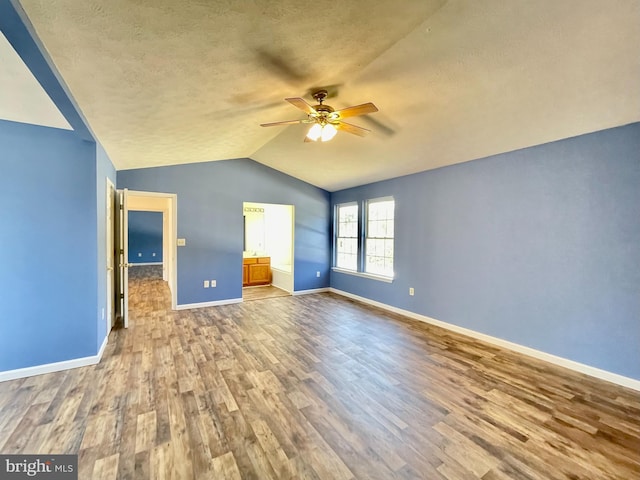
(16, 0), (640, 191)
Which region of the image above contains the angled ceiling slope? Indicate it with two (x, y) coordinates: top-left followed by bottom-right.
(0, 0), (95, 140)
(16, 0), (640, 191)
(0, 31), (71, 130)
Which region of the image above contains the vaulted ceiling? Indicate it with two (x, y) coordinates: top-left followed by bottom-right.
(8, 0), (640, 191)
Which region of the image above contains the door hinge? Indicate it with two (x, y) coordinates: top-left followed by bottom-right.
(120, 293), (124, 299)
(119, 204), (124, 210)
(120, 249), (124, 254)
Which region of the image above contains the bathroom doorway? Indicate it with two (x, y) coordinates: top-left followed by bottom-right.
(242, 202), (294, 300)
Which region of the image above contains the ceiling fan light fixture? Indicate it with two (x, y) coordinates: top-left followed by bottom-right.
(306, 123), (322, 141)
(321, 123), (337, 142)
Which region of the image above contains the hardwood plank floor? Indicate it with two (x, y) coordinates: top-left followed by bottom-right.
(1, 275), (639, 479)
(242, 285), (291, 302)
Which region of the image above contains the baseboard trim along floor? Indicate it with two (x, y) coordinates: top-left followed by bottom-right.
(329, 288), (640, 392)
(0, 335), (108, 383)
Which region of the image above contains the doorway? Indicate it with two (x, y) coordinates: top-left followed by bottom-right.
(115, 189), (177, 326)
(242, 202), (294, 301)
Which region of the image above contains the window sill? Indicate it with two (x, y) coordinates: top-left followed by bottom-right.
(331, 268), (394, 283)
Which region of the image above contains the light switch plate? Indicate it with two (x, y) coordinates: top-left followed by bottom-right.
(177, 238), (186, 246)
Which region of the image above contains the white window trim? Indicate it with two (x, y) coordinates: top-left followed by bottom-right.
(364, 196), (395, 278)
(335, 201), (359, 271)
(331, 267), (394, 283)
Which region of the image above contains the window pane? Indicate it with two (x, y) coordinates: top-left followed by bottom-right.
(365, 198), (394, 277)
(336, 203), (359, 270)
(384, 239), (394, 257)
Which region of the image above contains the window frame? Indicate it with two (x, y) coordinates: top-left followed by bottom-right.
(332, 196), (395, 283)
(334, 202), (360, 271)
(364, 196), (395, 278)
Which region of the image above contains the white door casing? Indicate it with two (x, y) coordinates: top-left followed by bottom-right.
(106, 178), (115, 331)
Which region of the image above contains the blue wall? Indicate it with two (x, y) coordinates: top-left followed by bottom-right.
(331, 123), (640, 380)
(0, 120), (99, 370)
(128, 211), (163, 263)
(118, 159), (331, 305)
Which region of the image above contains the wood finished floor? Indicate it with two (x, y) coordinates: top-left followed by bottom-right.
(243, 285), (291, 302)
(0, 276), (639, 479)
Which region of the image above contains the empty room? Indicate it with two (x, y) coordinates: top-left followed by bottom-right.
(1, 0), (639, 479)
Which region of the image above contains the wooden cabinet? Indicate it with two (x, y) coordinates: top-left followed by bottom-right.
(243, 264), (249, 286)
(243, 257), (271, 286)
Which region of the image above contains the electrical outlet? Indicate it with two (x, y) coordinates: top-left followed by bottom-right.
(316, 271), (320, 277)
(409, 287), (415, 296)
(152, 252), (156, 257)
(101, 308), (105, 320)
(211, 280), (216, 287)
(138, 252), (142, 257)
(204, 280), (210, 288)
(177, 238), (186, 246)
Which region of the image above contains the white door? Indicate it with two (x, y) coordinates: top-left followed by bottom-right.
(116, 188), (130, 327)
(106, 179), (115, 331)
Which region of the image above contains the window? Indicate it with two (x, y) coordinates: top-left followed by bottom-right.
(335, 203), (359, 270)
(333, 197), (395, 280)
(365, 198), (394, 277)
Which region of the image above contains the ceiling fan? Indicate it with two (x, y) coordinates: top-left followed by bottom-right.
(260, 90), (378, 142)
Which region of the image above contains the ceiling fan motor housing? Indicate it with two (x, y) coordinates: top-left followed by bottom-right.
(312, 89), (329, 102)
(311, 90), (335, 124)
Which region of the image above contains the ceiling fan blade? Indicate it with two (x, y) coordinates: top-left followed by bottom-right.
(260, 119), (305, 127)
(334, 102), (379, 119)
(336, 121), (371, 137)
(286, 97), (318, 115)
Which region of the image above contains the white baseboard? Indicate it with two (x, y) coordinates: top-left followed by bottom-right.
(97, 335), (108, 362)
(176, 298), (243, 310)
(329, 288), (640, 392)
(0, 338), (108, 384)
(293, 287), (330, 296)
(129, 262), (163, 266)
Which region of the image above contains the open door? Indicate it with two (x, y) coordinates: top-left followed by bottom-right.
(106, 179), (116, 331)
(115, 188), (130, 327)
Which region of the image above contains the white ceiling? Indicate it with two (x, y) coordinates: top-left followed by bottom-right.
(0, 31), (71, 130)
(12, 0), (640, 191)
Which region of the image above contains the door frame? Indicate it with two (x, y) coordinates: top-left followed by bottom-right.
(105, 178), (116, 332)
(126, 190), (178, 311)
(242, 201), (295, 294)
